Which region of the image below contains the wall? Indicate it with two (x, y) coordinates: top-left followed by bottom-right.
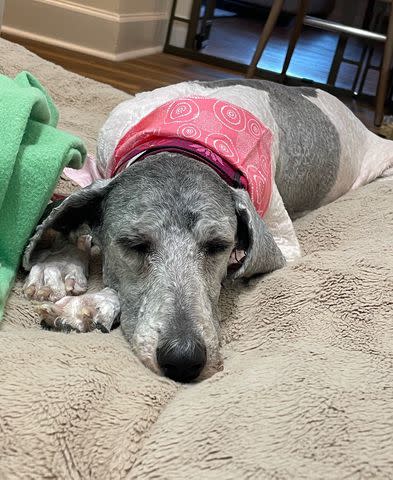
(0, 0), (4, 31)
(2, 0), (172, 60)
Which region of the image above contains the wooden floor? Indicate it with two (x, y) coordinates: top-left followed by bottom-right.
(2, 33), (241, 95)
(204, 16), (382, 95)
(2, 32), (379, 131)
(201, 0), (382, 96)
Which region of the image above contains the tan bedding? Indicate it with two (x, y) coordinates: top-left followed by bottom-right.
(1, 38), (393, 479)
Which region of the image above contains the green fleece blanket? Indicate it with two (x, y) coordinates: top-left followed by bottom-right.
(0, 71), (86, 320)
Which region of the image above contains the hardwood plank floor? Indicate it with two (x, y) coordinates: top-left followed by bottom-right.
(2, 32), (379, 131)
(203, 16), (382, 95)
(2, 33), (241, 95)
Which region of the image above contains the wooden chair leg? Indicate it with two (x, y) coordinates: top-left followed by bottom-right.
(246, 0), (285, 78)
(280, 0), (309, 80)
(375, 2), (393, 126)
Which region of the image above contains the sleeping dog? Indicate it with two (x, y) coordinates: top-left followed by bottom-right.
(23, 80), (393, 382)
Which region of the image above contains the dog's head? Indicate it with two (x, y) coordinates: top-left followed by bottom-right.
(25, 153), (285, 381)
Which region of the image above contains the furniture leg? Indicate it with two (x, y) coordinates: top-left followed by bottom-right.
(246, 0), (285, 78)
(375, 1), (393, 126)
(280, 0), (309, 80)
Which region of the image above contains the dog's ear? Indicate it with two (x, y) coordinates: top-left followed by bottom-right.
(229, 188), (285, 280)
(23, 179), (112, 270)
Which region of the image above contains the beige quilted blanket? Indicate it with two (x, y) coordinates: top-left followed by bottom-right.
(1, 38), (393, 480)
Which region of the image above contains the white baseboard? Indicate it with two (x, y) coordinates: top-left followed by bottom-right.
(34, 0), (170, 23)
(2, 26), (163, 61)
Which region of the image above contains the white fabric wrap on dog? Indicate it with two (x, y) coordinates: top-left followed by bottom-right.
(96, 82), (302, 263)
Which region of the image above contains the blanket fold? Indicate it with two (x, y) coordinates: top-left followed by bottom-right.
(0, 71), (86, 319)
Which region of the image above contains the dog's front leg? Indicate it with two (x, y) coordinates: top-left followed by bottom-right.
(23, 230), (91, 302)
(24, 229), (120, 333)
(37, 288), (120, 333)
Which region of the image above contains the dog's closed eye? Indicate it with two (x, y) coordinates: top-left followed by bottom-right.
(202, 239), (233, 256)
(116, 235), (151, 255)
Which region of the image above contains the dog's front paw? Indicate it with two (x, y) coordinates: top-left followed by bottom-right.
(36, 288), (120, 333)
(23, 260), (88, 302)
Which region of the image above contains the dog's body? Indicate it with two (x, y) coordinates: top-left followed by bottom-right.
(23, 80), (393, 382)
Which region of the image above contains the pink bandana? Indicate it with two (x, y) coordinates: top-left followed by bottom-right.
(113, 97), (273, 217)
(64, 97), (273, 217)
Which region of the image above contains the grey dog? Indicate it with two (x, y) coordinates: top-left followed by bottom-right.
(23, 79), (393, 382)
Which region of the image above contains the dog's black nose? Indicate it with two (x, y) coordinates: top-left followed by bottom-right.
(157, 339), (207, 383)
